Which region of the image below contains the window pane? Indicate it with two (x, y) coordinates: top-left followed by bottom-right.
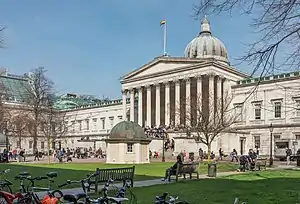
(274, 102), (281, 118)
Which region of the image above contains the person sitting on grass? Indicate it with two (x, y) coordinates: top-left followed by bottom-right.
(161, 155), (183, 182)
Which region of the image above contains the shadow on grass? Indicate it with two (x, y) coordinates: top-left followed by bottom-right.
(131, 170), (300, 204)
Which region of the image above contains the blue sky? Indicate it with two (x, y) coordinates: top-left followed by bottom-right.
(0, 0), (255, 99)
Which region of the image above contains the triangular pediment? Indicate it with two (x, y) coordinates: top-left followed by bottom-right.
(120, 57), (206, 82)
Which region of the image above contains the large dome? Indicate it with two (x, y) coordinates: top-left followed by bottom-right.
(109, 121), (146, 140)
(184, 16), (229, 64)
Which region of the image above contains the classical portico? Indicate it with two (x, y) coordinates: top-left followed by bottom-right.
(120, 16), (247, 128)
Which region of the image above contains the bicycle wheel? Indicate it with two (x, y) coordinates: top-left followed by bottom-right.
(0, 184), (12, 194)
(51, 190), (63, 199)
(0, 194), (9, 204)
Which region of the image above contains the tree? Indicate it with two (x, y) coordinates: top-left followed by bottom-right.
(194, 1), (300, 78)
(9, 113), (33, 149)
(23, 67), (54, 150)
(39, 96), (71, 164)
(181, 90), (238, 159)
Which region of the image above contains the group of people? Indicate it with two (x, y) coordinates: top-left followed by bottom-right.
(144, 126), (168, 138)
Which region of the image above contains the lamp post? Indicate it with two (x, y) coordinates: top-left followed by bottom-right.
(269, 123), (274, 166)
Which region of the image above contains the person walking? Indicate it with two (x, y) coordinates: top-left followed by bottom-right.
(286, 148), (292, 165)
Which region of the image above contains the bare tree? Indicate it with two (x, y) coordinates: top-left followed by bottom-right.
(194, 1), (300, 78)
(9, 112), (33, 149)
(22, 67), (54, 150)
(180, 91), (238, 159)
(39, 96), (72, 163)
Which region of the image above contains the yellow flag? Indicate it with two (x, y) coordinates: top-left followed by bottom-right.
(160, 20), (166, 26)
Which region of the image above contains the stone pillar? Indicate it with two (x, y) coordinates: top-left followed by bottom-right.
(175, 80), (180, 126)
(146, 86), (152, 127)
(130, 89), (135, 122)
(209, 74), (215, 120)
(122, 89), (127, 121)
(138, 87), (143, 126)
(197, 76), (202, 122)
(165, 82), (170, 126)
(155, 84), (160, 126)
(217, 76), (222, 105)
(186, 78), (191, 126)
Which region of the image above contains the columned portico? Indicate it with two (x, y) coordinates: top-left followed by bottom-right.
(122, 90), (127, 121)
(165, 82), (170, 126)
(155, 84), (160, 126)
(186, 78), (191, 126)
(146, 86), (152, 126)
(175, 80), (180, 126)
(121, 73), (233, 128)
(129, 89), (135, 122)
(138, 88), (143, 126)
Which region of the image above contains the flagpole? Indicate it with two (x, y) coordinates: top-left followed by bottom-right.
(163, 21), (167, 56)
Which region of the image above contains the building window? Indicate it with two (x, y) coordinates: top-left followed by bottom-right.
(296, 135), (300, 140)
(234, 104), (243, 121)
(71, 121), (75, 132)
(41, 142), (45, 149)
(295, 100), (300, 117)
(254, 136), (260, 148)
(274, 134), (281, 140)
(78, 121), (82, 131)
(86, 119), (90, 130)
(254, 103), (261, 120)
(274, 101), (282, 118)
(127, 143), (133, 153)
(101, 118), (105, 129)
(93, 118), (97, 130)
(29, 141), (33, 149)
(118, 116), (123, 121)
(109, 117), (114, 128)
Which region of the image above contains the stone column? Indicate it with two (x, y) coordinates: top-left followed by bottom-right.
(175, 80), (180, 126)
(146, 85), (152, 127)
(197, 76), (202, 122)
(138, 87), (143, 126)
(122, 89), (127, 121)
(186, 78), (191, 126)
(209, 74), (215, 120)
(217, 76), (222, 105)
(155, 84), (160, 126)
(165, 82), (170, 126)
(130, 89), (135, 122)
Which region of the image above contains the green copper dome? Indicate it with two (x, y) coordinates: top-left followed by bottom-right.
(109, 121), (146, 140)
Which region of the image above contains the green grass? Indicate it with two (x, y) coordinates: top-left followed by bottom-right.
(0, 162), (238, 192)
(129, 169), (300, 203)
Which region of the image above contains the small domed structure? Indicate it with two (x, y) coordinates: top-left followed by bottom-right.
(109, 121), (146, 140)
(184, 16), (229, 64)
(105, 121), (151, 164)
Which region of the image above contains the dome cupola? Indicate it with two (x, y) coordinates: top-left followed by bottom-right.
(184, 16), (229, 64)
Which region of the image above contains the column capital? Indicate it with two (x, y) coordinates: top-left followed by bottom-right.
(185, 78), (191, 84)
(208, 72), (216, 78)
(174, 78), (180, 83)
(121, 89), (127, 94)
(156, 84), (161, 89)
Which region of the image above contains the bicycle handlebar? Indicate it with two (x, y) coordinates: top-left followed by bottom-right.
(0, 169), (10, 175)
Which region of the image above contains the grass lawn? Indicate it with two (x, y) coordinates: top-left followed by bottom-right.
(129, 169), (300, 203)
(0, 162), (238, 192)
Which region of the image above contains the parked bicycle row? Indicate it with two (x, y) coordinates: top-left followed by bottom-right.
(0, 168), (189, 204)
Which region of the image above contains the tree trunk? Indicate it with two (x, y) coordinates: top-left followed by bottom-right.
(207, 143), (211, 163)
(47, 137), (51, 164)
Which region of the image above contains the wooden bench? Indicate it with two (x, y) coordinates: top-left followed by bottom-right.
(255, 158), (267, 171)
(169, 162), (200, 182)
(88, 166), (135, 193)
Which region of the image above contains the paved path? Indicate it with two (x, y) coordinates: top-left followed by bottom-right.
(34, 164), (297, 198)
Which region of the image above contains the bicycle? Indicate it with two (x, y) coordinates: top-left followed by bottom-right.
(154, 192), (190, 204)
(0, 172), (31, 204)
(0, 169), (12, 194)
(26, 172), (63, 199)
(60, 175), (129, 204)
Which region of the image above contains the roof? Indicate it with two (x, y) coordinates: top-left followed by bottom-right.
(109, 121), (146, 140)
(0, 75), (29, 103)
